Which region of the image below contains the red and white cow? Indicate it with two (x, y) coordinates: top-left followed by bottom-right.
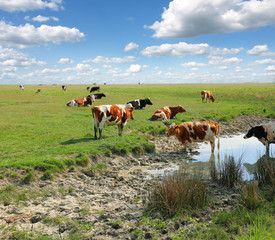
(92, 104), (134, 139)
(201, 90), (215, 103)
(67, 95), (95, 107)
(152, 105), (186, 121)
(165, 121), (220, 153)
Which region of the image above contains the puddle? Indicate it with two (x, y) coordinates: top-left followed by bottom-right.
(119, 134), (274, 180)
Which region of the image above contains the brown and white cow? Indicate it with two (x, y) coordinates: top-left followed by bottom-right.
(201, 90), (215, 103)
(165, 121), (220, 153)
(92, 104), (134, 139)
(152, 105), (186, 121)
(67, 95), (95, 107)
(244, 123), (275, 153)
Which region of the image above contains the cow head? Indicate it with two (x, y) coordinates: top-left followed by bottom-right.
(165, 123), (179, 137)
(146, 98), (153, 105)
(243, 127), (255, 139)
(176, 105), (186, 113)
(211, 96), (215, 102)
(87, 95), (95, 102)
(102, 93), (106, 97)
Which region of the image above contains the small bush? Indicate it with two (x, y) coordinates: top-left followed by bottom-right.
(211, 155), (243, 187)
(22, 172), (35, 184)
(254, 155), (275, 187)
(40, 170), (54, 181)
(145, 171), (208, 217)
(240, 182), (261, 210)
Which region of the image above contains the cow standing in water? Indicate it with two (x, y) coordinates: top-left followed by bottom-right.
(244, 123), (275, 154)
(201, 90), (215, 103)
(152, 105), (186, 121)
(92, 104), (134, 139)
(166, 121), (220, 153)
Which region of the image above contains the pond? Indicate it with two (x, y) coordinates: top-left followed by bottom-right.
(122, 134), (274, 180)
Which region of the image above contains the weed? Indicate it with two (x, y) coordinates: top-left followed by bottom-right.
(40, 169), (54, 181)
(240, 182), (261, 210)
(254, 155), (275, 187)
(145, 171), (208, 217)
(211, 155), (243, 187)
(22, 172), (36, 184)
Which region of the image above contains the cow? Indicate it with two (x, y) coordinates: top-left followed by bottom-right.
(126, 98), (153, 109)
(37, 89), (41, 93)
(243, 123), (275, 154)
(67, 95), (95, 107)
(152, 105), (186, 121)
(90, 86), (100, 93)
(92, 104), (134, 139)
(86, 87), (90, 91)
(19, 85), (24, 91)
(62, 85), (66, 91)
(165, 121), (220, 153)
(93, 93), (106, 99)
(201, 90), (215, 103)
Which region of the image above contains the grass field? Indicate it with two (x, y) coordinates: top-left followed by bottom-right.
(0, 84), (274, 172)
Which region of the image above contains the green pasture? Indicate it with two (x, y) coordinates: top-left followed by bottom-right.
(0, 84), (274, 172)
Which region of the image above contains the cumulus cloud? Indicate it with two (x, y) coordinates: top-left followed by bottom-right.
(0, 46), (46, 71)
(265, 65), (275, 71)
(181, 62), (207, 68)
(0, 21), (85, 48)
(147, 0), (275, 38)
(58, 58), (73, 64)
(0, 0), (63, 12)
(124, 42), (139, 52)
(86, 56), (137, 64)
(141, 42), (243, 57)
(209, 56), (243, 65)
(251, 59), (275, 65)
(25, 15), (59, 22)
(126, 64), (142, 73)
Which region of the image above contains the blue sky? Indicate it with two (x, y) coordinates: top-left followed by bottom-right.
(0, 0), (275, 85)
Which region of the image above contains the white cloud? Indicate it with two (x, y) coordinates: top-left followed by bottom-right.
(181, 62), (206, 68)
(30, 15), (59, 22)
(87, 56), (137, 64)
(209, 56), (243, 65)
(57, 58), (73, 64)
(124, 42), (139, 52)
(127, 64), (142, 73)
(0, 21), (85, 48)
(141, 42), (243, 57)
(0, 0), (63, 12)
(247, 45), (268, 55)
(147, 0), (275, 38)
(265, 65), (275, 71)
(252, 59), (275, 65)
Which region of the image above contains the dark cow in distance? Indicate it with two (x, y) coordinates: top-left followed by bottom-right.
(92, 104), (134, 139)
(244, 123), (275, 153)
(94, 93), (106, 99)
(90, 86), (100, 93)
(166, 121), (220, 153)
(201, 90), (215, 103)
(152, 105), (186, 121)
(126, 98), (153, 109)
(19, 85), (24, 91)
(37, 89), (41, 93)
(86, 87), (90, 91)
(62, 85), (66, 91)
(67, 95), (95, 107)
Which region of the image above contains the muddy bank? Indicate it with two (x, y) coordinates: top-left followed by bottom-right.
(0, 115), (273, 239)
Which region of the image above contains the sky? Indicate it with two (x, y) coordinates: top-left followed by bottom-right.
(0, 0), (275, 85)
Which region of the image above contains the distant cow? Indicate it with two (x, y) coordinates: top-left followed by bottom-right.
(90, 86), (100, 93)
(152, 105), (186, 121)
(67, 95), (95, 107)
(62, 85), (66, 91)
(19, 85), (24, 91)
(244, 123), (275, 153)
(92, 104), (134, 139)
(126, 98), (153, 109)
(165, 121), (220, 153)
(201, 90), (215, 103)
(86, 87), (90, 91)
(37, 89), (41, 93)
(94, 93), (106, 99)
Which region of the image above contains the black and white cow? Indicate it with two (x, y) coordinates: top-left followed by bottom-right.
(126, 98), (153, 109)
(94, 93), (106, 99)
(86, 87), (90, 91)
(244, 123), (275, 153)
(62, 85), (66, 91)
(19, 85), (24, 90)
(90, 86), (100, 93)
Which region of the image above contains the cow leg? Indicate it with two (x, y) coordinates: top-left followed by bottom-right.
(210, 140), (215, 153)
(94, 125), (98, 140)
(99, 128), (103, 139)
(118, 124), (123, 136)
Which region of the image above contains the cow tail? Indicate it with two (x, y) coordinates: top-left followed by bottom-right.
(217, 123), (220, 151)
